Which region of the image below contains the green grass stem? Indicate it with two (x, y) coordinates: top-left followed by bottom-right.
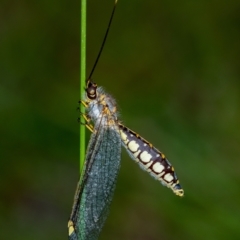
(80, 0), (87, 176)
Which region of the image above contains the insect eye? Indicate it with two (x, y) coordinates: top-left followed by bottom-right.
(86, 80), (98, 99)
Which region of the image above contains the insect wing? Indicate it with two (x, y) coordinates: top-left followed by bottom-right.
(68, 126), (102, 240)
(69, 122), (121, 240)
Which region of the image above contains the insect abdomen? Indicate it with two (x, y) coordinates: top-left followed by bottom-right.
(118, 124), (184, 197)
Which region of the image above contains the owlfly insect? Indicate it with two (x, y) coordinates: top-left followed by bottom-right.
(68, 1), (184, 239)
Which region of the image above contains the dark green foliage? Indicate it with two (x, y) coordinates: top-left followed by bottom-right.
(1, 0), (240, 239)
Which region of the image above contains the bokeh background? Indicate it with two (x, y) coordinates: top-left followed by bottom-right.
(1, 0), (240, 239)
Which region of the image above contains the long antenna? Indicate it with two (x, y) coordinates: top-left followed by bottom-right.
(87, 0), (118, 80)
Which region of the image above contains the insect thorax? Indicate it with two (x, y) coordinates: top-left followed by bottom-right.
(86, 87), (118, 126)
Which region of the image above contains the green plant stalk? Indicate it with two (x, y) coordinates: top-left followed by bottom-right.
(80, 0), (87, 176)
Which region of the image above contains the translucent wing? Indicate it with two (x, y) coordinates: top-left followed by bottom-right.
(69, 121), (121, 240)
(118, 123), (184, 197)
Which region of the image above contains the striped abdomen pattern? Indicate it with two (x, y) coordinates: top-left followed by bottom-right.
(118, 123), (184, 197)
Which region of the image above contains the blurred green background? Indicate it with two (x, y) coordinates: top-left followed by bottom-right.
(1, 0), (240, 239)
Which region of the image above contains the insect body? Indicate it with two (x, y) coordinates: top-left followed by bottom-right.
(86, 80), (184, 197)
(69, 1), (183, 238)
(69, 80), (184, 239)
